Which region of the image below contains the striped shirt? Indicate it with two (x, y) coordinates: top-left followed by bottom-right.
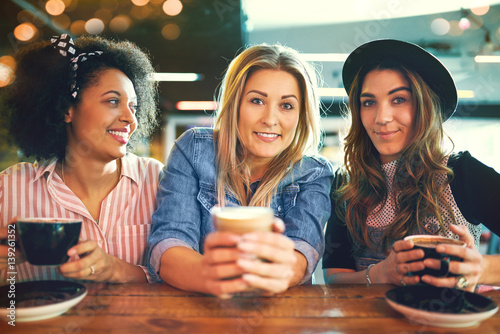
(0, 153), (163, 283)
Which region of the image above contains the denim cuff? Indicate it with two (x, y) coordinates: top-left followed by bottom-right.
(149, 238), (194, 283)
(138, 265), (153, 283)
(292, 239), (319, 285)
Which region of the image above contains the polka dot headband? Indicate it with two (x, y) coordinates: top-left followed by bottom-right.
(50, 34), (103, 99)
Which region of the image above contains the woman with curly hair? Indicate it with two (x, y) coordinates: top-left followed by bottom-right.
(323, 39), (500, 292)
(148, 44), (333, 297)
(0, 34), (163, 283)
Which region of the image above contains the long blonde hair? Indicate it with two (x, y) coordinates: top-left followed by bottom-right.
(336, 62), (455, 252)
(213, 44), (321, 207)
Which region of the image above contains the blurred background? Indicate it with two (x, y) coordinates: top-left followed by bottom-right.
(1, 0), (500, 167)
(1, 0), (499, 282)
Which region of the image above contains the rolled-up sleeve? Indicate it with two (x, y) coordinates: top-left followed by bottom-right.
(147, 130), (203, 282)
(282, 158), (334, 284)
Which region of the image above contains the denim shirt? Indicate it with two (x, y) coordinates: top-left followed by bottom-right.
(148, 128), (333, 283)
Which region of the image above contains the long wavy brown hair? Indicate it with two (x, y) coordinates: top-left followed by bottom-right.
(213, 44), (321, 207)
(335, 61), (456, 253)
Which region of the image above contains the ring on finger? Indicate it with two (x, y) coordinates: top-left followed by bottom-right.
(400, 276), (407, 287)
(89, 265), (95, 276)
(456, 275), (469, 289)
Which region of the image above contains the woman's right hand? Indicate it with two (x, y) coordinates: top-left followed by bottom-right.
(201, 231), (250, 298)
(0, 218), (25, 271)
(373, 239), (426, 286)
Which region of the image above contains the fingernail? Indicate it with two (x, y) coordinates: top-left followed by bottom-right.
(67, 249), (76, 256)
(242, 273), (257, 283)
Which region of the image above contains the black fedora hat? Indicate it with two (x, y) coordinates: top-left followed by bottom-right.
(342, 39), (458, 121)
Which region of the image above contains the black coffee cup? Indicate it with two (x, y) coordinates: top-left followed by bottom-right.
(404, 235), (466, 278)
(17, 218), (82, 266)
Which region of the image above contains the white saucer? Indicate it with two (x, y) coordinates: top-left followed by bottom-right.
(385, 285), (498, 328)
(0, 280), (87, 322)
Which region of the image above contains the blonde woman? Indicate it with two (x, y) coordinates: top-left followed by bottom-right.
(148, 44), (333, 297)
(323, 39), (500, 292)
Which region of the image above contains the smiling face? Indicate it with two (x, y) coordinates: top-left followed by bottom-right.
(237, 69), (301, 172)
(360, 69), (416, 164)
(66, 68), (137, 162)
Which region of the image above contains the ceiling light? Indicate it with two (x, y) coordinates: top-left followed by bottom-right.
(176, 101), (218, 111)
(150, 73), (204, 81)
(474, 55), (500, 63)
(318, 88), (347, 97)
(457, 90), (475, 98)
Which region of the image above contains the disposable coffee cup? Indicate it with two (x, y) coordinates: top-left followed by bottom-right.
(404, 235), (466, 278)
(212, 206), (274, 234)
(17, 218), (82, 266)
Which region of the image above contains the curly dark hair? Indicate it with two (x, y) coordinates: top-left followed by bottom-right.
(0, 35), (158, 161)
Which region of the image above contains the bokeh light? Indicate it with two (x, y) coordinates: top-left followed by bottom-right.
(109, 15), (132, 33)
(163, 0), (183, 16)
(52, 13), (72, 30)
(70, 20), (86, 36)
(430, 18), (450, 36)
(162, 23), (181, 40)
(131, 0), (150, 6)
(45, 0), (66, 16)
(448, 20), (464, 36)
(14, 23), (37, 42)
(471, 5), (489, 16)
(85, 18), (105, 34)
(0, 56), (16, 88)
(458, 17), (470, 30)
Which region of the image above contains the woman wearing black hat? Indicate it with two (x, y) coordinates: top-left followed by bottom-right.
(322, 39), (500, 292)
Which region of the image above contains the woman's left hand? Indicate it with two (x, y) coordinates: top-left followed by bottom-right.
(421, 224), (486, 292)
(59, 240), (120, 282)
(236, 219), (298, 295)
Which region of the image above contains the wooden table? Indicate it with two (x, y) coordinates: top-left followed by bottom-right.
(2, 283), (500, 333)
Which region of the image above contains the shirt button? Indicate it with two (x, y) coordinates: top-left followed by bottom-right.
(277, 206), (282, 212)
(106, 203), (111, 208)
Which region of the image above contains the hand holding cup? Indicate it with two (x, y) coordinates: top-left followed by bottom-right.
(16, 218), (82, 266)
(209, 206), (296, 296)
(404, 235), (466, 279)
